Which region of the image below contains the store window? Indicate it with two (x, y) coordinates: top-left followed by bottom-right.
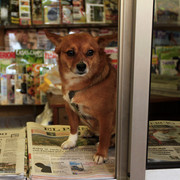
(147, 0), (180, 169)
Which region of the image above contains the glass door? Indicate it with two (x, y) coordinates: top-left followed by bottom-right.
(147, 0), (180, 169)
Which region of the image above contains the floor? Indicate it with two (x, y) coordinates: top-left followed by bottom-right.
(146, 169), (180, 180)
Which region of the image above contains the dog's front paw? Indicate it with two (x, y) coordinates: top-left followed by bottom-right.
(61, 133), (78, 149)
(61, 140), (76, 149)
(93, 153), (108, 164)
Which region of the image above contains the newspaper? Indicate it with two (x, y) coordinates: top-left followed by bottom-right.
(27, 122), (115, 180)
(148, 120), (180, 162)
(0, 128), (26, 179)
(150, 74), (180, 97)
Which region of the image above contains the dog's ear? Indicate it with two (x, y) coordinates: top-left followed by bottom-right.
(95, 33), (118, 48)
(44, 30), (62, 46)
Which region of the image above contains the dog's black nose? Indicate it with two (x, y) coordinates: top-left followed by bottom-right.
(76, 62), (86, 74)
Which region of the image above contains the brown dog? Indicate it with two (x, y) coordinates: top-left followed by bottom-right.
(45, 31), (117, 164)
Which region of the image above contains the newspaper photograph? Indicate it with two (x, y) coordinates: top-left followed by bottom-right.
(0, 128), (26, 179)
(27, 122), (115, 180)
(148, 120), (180, 162)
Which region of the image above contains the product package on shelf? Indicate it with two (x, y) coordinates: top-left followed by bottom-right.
(39, 64), (51, 104)
(14, 74), (24, 104)
(62, 5), (73, 24)
(154, 0), (180, 23)
(104, 47), (118, 69)
(61, 0), (73, 24)
(85, 0), (105, 23)
(31, 0), (43, 24)
(155, 46), (180, 75)
(10, 0), (20, 24)
(42, 0), (60, 24)
(7, 74), (15, 104)
(0, 51), (16, 74)
(153, 30), (180, 46)
(19, 0), (31, 25)
(0, 74), (8, 105)
(151, 48), (159, 74)
(104, 0), (118, 23)
(44, 5), (60, 24)
(72, 0), (86, 23)
(1, 0), (10, 25)
(5, 30), (37, 51)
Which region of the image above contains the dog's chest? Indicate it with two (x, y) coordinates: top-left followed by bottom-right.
(63, 91), (94, 121)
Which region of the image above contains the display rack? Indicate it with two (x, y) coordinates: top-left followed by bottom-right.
(0, 23), (118, 125)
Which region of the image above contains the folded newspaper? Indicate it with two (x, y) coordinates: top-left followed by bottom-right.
(148, 120), (180, 162)
(0, 123), (115, 180)
(27, 122), (115, 180)
(0, 128), (26, 180)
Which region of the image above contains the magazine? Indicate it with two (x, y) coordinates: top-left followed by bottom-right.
(148, 120), (180, 162)
(5, 30), (37, 51)
(0, 128), (26, 179)
(27, 122), (115, 180)
(44, 51), (58, 65)
(16, 49), (44, 73)
(0, 51), (16, 74)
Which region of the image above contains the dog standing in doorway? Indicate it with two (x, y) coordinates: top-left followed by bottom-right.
(45, 31), (117, 164)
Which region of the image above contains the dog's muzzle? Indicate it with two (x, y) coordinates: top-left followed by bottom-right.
(76, 62), (87, 75)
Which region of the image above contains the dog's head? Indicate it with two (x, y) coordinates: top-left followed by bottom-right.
(45, 31), (117, 79)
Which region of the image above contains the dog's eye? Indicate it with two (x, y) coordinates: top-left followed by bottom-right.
(86, 50), (94, 56)
(66, 50), (75, 56)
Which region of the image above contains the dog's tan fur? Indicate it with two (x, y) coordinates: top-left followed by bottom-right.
(45, 32), (117, 164)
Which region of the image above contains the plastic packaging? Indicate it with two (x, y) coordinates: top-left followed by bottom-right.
(36, 102), (53, 125)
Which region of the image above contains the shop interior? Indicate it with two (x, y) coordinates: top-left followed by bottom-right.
(0, 0), (180, 179)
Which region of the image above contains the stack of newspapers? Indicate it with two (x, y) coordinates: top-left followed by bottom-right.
(0, 122), (115, 180)
(151, 74), (180, 97)
(0, 128), (26, 180)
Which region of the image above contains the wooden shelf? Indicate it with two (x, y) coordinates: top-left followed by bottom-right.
(150, 95), (180, 103)
(153, 22), (180, 31)
(0, 23), (118, 30)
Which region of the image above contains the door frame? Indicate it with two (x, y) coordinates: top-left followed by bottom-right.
(116, 0), (154, 179)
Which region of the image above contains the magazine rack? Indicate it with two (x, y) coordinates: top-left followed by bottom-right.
(0, 23), (118, 125)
